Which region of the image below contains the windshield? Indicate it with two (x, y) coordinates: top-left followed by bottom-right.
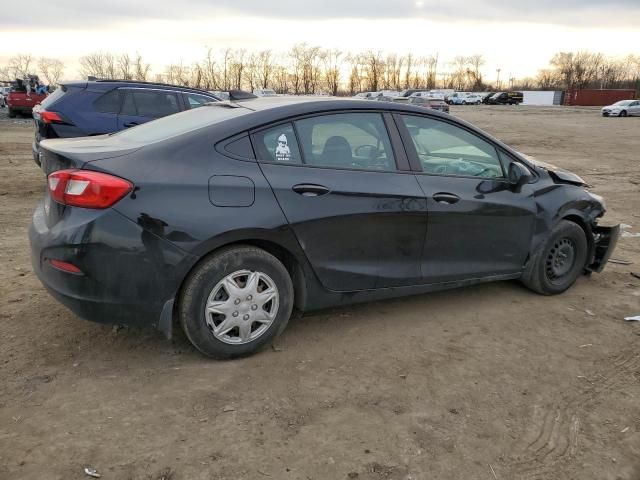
(613, 100), (633, 106)
(114, 104), (251, 143)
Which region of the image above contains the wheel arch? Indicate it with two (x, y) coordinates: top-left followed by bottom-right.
(559, 213), (594, 266)
(175, 237), (309, 317)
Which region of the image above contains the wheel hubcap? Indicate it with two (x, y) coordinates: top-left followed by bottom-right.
(545, 238), (576, 281)
(204, 270), (279, 345)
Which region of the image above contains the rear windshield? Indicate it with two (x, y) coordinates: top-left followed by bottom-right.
(114, 104), (251, 143)
(40, 86), (67, 109)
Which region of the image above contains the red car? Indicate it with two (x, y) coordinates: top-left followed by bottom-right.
(6, 84), (47, 118)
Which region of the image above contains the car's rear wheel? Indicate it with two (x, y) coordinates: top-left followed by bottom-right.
(7, 108), (16, 118)
(179, 246), (294, 359)
(521, 220), (588, 295)
(620, 110), (628, 117)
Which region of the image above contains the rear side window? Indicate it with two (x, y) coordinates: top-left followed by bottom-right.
(294, 113), (396, 171)
(133, 90), (180, 117)
(184, 93), (215, 109)
(94, 89), (121, 113)
(253, 123), (302, 164)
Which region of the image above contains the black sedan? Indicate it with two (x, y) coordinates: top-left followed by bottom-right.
(29, 97), (619, 359)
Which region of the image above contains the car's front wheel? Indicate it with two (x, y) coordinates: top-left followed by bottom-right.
(620, 110), (628, 117)
(521, 220), (588, 295)
(180, 246), (294, 359)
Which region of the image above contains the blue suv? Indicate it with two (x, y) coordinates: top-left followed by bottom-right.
(32, 80), (220, 165)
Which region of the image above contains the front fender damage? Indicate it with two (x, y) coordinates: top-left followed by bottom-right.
(588, 224), (620, 273)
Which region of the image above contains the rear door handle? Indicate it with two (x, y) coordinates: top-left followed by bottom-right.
(123, 122), (139, 128)
(292, 184), (330, 197)
(432, 192), (460, 204)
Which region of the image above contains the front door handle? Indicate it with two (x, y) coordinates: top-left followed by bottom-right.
(432, 192), (460, 204)
(123, 122), (139, 128)
(292, 184), (330, 197)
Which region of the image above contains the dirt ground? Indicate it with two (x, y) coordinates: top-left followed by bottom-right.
(0, 105), (638, 480)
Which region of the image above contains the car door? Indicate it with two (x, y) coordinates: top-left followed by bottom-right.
(630, 101), (640, 116)
(116, 88), (181, 130)
(253, 112), (428, 291)
(396, 113), (537, 284)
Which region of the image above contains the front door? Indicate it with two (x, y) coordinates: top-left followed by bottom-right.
(253, 113), (428, 291)
(397, 113), (536, 283)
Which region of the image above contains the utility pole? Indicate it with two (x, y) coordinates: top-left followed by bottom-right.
(496, 68), (501, 89)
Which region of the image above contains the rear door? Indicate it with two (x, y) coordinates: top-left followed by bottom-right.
(116, 88), (181, 129)
(253, 112), (427, 291)
(396, 113), (536, 283)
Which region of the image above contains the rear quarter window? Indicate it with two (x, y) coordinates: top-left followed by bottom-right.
(94, 89), (121, 114)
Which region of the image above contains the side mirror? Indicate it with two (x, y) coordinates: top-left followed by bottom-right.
(508, 162), (532, 188)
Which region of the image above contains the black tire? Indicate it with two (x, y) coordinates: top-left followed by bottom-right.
(7, 108), (16, 118)
(620, 110), (628, 117)
(179, 246), (294, 359)
(521, 220), (588, 295)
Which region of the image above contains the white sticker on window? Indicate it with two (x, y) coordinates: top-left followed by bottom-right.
(275, 133), (292, 162)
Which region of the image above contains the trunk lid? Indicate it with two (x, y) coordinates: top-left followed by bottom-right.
(39, 135), (143, 175)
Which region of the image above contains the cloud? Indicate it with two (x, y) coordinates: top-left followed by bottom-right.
(2, 0), (639, 28)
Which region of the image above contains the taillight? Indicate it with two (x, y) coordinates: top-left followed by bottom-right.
(47, 170), (133, 209)
(40, 111), (64, 124)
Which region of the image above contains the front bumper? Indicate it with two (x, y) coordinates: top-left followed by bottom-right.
(588, 224), (620, 273)
(29, 200), (196, 330)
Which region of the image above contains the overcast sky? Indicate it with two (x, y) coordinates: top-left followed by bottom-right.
(1, 0), (639, 80)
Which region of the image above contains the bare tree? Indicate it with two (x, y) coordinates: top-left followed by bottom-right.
(257, 50), (275, 89)
(133, 53), (151, 81)
(38, 57), (65, 86)
(321, 48), (342, 95)
(79, 52), (117, 79)
(5, 54), (35, 79)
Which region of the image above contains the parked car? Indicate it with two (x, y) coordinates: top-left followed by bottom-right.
(481, 92), (496, 104)
(407, 96), (450, 113)
(462, 94), (484, 105)
(253, 88), (278, 97)
(397, 89), (430, 98)
(30, 97), (619, 359)
(488, 91), (523, 105)
(448, 93), (469, 105)
(6, 82), (48, 117)
(0, 86), (11, 108)
(31, 80), (220, 166)
(601, 100), (640, 117)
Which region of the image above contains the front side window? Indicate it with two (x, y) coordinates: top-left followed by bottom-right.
(253, 123), (303, 164)
(401, 115), (504, 179)
(131, 90), (180, 118)
(294, 113), (396, 171)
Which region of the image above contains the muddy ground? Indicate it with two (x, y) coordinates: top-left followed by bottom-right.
(0, 105), (638, 480)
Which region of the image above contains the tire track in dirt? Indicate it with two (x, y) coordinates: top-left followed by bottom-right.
(506, 349), (640, 479)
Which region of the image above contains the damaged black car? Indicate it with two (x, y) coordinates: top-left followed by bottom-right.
(29, 97), (619, 359)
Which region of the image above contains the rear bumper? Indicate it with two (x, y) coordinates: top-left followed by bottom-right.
(29, 200), (197, 330)
(588, 224), (620, 273)
(7, 105), (34, 112)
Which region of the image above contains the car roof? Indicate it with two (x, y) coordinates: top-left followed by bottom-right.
(63, 79), (218, 96)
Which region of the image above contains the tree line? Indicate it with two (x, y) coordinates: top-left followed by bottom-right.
(1, 46), (639, 94)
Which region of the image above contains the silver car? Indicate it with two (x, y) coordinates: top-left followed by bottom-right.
(601, 100), (640, 117)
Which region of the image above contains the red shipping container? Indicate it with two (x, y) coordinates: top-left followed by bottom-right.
(565, 88), (636, 106)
